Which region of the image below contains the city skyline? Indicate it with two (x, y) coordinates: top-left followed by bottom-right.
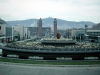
(0, 0), (100, 23)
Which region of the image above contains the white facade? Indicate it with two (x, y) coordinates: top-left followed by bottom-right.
(0, 24), (6, 36)
(87, 30), (100, 43)
(24, 27), (28, 39)
(0, 24), (6, 42)
(24, 27), (30, 39)
(71, 29), (77, 37)
(87, 30), (100, 36)
(71, 29), (85, 37)
(28, 30), (30, 38)
(14, 25), (25, 40)
(87, 30), (100, 33)
(0, 23), (30, 42)
(14, 25), (30, 40)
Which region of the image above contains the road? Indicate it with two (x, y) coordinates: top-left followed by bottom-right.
(0, 62), (100, 75)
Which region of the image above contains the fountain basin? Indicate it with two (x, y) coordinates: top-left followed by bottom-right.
(41, 39), (76, 45)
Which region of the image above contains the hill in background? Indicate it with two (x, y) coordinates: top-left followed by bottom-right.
(0, 18), (7, 24)
(6, 17), (95, 29)
(91, 23), (100, 30)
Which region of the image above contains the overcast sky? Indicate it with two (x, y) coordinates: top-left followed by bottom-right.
(0, 0), (100, 23)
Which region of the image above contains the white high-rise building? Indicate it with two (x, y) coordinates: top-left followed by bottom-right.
(0, 24), (6, 37)
(0, 18), (19, 42)
(24, 27), (30, 39)
(14, 25), (25, 40)
(14, 25), (30, 40)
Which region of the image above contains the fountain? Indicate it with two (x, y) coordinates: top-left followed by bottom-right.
(1, 18), (100, 60)
(41, 32), (76, 45)
(1, 32), (100, 60)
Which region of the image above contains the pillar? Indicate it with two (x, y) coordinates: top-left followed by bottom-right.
(38, 18), (42, 37)
(54, 18), (57, 37)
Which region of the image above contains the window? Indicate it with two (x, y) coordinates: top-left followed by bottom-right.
(98, 33), (100, 36)
(94, 32), (98, 35)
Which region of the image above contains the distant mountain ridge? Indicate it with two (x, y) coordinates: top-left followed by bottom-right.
(6, 17), (95, 29)
(91, 23), (100, 30)
(0, 18), (7, 24)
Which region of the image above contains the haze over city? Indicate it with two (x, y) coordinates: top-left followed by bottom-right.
(0, 0), (100, 23)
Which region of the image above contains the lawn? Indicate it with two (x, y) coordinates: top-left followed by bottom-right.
(0, 58), (100, 65)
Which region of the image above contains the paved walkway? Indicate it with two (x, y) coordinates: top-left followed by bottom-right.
(0, 62), (100, 75)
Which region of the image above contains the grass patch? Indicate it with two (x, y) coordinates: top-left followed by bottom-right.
(0, 58), (100, 65)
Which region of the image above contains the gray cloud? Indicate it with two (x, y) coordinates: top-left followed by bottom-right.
(0, 0), (100, 23)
